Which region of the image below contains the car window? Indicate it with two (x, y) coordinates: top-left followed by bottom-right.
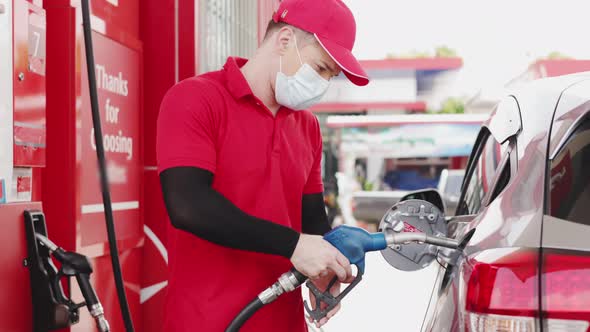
(444, 173), (463, 197)
(549, 117), (590, 225)
(457, 133), (503, 215)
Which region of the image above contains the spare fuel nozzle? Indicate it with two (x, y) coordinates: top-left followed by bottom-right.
(36, 234), (110, 332)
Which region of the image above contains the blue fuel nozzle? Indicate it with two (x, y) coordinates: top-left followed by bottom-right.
(323, 225), (387, 274)
(302, 226), (388, 322)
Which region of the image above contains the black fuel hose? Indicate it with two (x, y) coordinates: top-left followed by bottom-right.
(225, 269), (307, 332)
(80, 1), (135, 331)
(225, 297), (265, 332)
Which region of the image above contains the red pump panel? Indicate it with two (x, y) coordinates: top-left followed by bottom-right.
(13, 0), (46, 167)
(0, 1), (46, 329)
(91, 0), (140, 40)
(43, 1), (143, 330)
(79, 30), (142, 253)
(0, 202), (41, 332)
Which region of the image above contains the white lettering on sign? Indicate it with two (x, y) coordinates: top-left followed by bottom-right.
(105, 99), (120, 123)
(95, 64), (129, 96)
(107, 162), (128, 184)
(90, 128), (133, 161)
(90, 62), (134, 161)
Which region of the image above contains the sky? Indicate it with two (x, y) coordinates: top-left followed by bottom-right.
(342, 0), (590, 97)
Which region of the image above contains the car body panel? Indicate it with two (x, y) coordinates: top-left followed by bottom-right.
(421, 73), (590, 332)
(486, 96), (522, 144)
(543, 77), (590, 250)
(542, 215), (590, 251)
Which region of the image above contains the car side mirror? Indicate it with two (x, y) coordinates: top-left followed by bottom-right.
(399, 189), (445, 214)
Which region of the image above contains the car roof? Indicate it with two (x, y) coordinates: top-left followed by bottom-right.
(548, 75), (590, 158)
(502, 72), (590, 152)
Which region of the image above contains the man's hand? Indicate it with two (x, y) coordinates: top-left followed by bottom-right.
(307, 271), (355, 328)
(290, 234), (352, 281)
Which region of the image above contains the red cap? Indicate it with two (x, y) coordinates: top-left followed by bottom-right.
(273, 0), (369, 86)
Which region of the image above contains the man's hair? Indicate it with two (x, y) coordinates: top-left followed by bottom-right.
(263, 19), (315, 45)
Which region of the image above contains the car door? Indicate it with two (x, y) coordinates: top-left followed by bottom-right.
(540, 80), (590, 330)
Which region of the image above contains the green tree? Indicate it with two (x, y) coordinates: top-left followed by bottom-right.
(546, 51), (572, 60)
(435, 45), (458, 58)
(428, 97), (465, 114)
(386, 50), (432, 59)
(386, 46), (459, 59)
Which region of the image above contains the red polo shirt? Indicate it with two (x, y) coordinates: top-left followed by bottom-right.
(157, 57), (323, 331)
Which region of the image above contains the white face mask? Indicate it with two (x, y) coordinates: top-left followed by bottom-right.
(275, 35), (330, 111)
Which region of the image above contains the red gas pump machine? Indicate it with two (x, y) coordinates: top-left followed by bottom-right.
(1, 0), (278, 331)
(2, 0), (143, 330)
(1, 1), (47, 331)
(0, 0), (143, 331)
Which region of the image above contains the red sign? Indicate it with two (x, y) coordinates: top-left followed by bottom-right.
(403, 222), (423, 233)
(17, 175), (31, 193)
(80, 32), (141, 248)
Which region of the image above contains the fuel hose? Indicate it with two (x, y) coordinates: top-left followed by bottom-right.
(225, 298), (264, 332)
(225, 269), (307, 332)
(81, 1), (135, 331)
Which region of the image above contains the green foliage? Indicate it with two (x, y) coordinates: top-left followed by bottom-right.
(545, 51), (572, 60)
(428, 97), (465, 114)
(386, 45), (459, 59)
(435, 45), (458, 58)
(386, 50), (431, 59)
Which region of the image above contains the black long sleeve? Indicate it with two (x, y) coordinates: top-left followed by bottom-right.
(301, 193), (332, 236)
(160, 166), (300, 258)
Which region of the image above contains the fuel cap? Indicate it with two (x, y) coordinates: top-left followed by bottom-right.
(378, 200), (447, 271)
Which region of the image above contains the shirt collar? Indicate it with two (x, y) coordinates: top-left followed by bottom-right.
(223, 57), (254, 100)
(222, 57), (296, 115)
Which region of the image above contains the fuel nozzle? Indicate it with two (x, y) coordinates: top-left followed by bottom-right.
(36, 234), (110, 332)
(384, 229), (460, 249)
(258, 225), (388, 319)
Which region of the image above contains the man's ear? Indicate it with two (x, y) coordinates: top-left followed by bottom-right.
(274, 27), (295, 56)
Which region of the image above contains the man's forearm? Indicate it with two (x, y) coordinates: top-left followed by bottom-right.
(302, 193), (332, 236)
(160, 167), (300, 258)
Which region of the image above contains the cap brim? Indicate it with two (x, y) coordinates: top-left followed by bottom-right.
(315, 34), (370, 86)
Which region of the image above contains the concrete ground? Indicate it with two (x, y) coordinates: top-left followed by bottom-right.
(302, 252), (439, 332)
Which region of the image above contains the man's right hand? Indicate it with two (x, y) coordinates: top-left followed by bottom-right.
(290, 234), (353, 281)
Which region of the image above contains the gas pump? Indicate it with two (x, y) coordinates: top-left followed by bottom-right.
(0, 1), (48, 330)
(0, 0), (142, 330)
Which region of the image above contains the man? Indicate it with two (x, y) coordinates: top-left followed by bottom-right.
(157, 0), (369, 330)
